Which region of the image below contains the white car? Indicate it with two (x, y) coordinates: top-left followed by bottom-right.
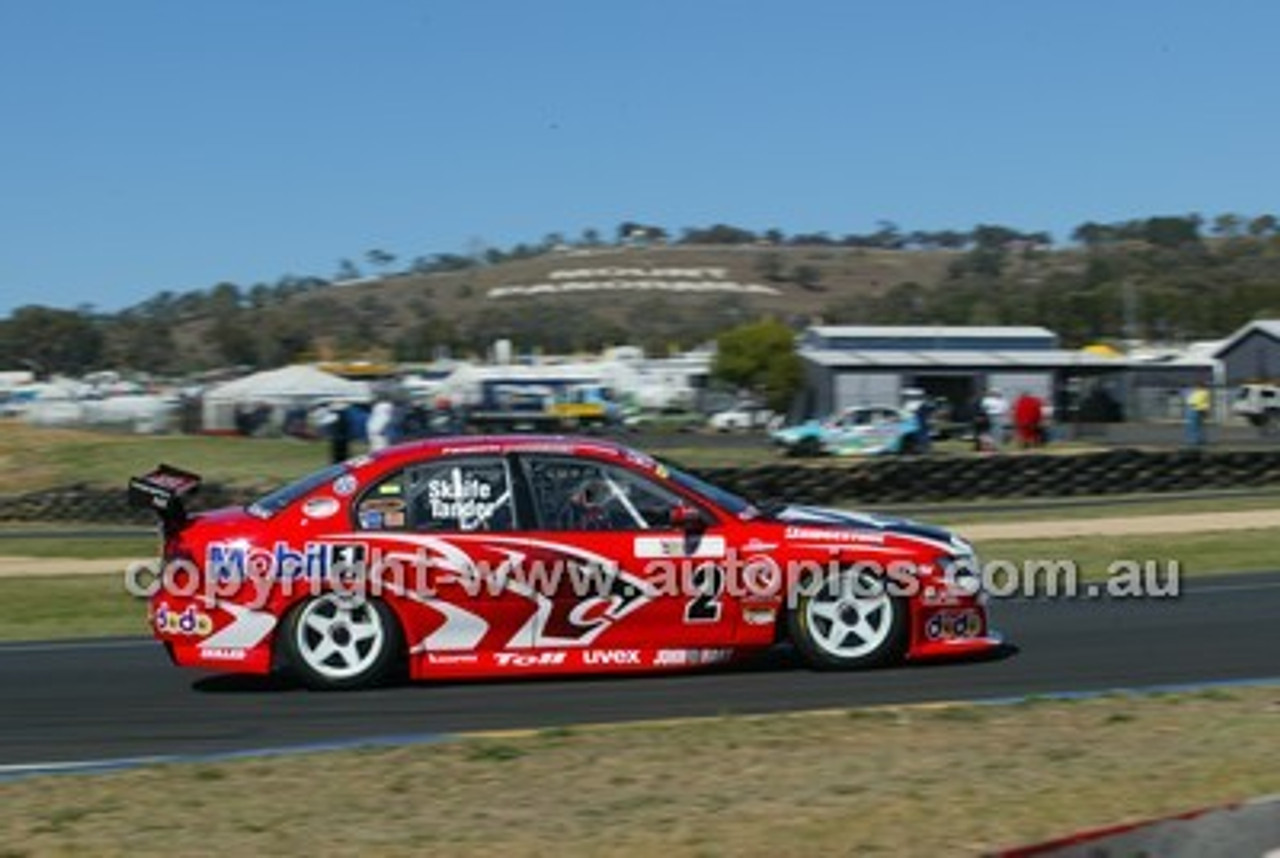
(707, 407), (776, 432)
(1233, 383), (1280, 433)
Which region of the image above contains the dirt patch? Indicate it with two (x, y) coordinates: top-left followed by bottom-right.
(0, 557), (129, 578)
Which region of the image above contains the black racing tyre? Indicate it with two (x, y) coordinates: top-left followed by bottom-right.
(788, 568), (909, 670)
(281, 593), (403, 690)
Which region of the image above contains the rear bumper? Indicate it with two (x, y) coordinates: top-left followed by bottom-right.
(150, 593), (277, 675)
(908, 632), (1005, 661)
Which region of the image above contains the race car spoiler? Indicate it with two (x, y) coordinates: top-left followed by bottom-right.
(128, 464), (202, 526)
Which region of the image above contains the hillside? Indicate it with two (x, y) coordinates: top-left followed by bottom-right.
(164, 245), (961, 366)
(6, 214), (1280, 375)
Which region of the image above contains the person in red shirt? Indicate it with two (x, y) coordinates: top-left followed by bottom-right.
(1013, 391), (1045, 449)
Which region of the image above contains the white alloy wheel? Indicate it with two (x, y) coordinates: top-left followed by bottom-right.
(286, 594), (398, 689)
(789, 569), (907, 669)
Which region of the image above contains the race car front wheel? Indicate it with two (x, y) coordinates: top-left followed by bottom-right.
(788, 568), (907, 669)
(282, 593), (402, 690)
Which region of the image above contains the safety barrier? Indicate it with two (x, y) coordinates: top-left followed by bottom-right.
(688, 448), (1280, 506)
(2, 449), (1279, 524)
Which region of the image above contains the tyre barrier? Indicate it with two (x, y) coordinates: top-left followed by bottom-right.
(1, 448), (1279, 524)
(685, 448), (1280, 507)
(0, 482), (255, 526)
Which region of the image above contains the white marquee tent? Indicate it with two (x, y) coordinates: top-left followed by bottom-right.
(201, 365), (372, 432)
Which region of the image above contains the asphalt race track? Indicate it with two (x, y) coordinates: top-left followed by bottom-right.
(2, 572), (1278, 768)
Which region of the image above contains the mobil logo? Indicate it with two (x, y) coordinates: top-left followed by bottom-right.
(205, 541), (367, 580)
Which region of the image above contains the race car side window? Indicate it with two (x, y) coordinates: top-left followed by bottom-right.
(354, 456), (516, 532)
(353, 468), (409, 531)
(407, 456), (517, 532)
(519, 455), (687, 532)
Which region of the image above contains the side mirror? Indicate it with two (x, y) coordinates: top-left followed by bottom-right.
(669, 502), (707, 533)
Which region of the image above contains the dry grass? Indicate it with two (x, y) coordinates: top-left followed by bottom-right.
(0, 421), (330, 494)
(1, 688), (1278, 856)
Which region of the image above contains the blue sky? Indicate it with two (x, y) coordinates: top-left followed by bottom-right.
(1, 0), (1277, 314)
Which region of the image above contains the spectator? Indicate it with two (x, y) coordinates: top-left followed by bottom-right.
(400, 403), (430, 439)
(1185, 382), (1211, 447)
(971, 393), (993, 452)
(367, 394), (397, 452)
(233, 403), (252, 437)
(981, 388), (1009, 447)
(320, 401), (352, 464)
(283, 405), (309, 438)
(1013, 391), (1045, 449)
(912, 397), (935, 454)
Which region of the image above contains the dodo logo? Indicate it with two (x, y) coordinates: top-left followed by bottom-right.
(153, 602), (214, 637)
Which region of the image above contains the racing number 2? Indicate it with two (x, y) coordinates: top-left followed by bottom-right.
(684, 563), (725, 623)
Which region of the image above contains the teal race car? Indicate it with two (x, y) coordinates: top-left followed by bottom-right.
(772, 405), (922, 457)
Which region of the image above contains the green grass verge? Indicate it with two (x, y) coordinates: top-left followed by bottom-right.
(976, 528), (1280, 579)
(1, 688), (1277, 855)
(0, 576), (147, 641)
(0, 538), (157, 559)
(927, 489), (1280, 526)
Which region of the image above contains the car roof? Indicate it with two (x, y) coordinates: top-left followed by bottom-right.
(351, 434), (662, 474)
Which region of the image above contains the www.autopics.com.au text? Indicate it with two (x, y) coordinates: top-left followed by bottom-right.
(121, 549), (1181, 611)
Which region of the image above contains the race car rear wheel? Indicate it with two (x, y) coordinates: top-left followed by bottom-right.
(788, 568), (907, 669)
(282, 593), (402, 690)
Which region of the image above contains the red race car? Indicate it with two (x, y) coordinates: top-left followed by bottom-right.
(129, 436), (1000, 690)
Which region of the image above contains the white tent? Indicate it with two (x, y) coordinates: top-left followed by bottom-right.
(202, 365), (372, 433)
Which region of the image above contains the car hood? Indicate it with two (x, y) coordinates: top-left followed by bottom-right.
(772, 421), (823, 441)
(771, 503), (971, 553)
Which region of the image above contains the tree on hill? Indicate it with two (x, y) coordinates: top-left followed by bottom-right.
(1247, 214), (1277, 237)
(617, 222), (667, 244)
(1142, 216), (1202, 248)
(335, 259), (362, 281)
(869, 220), (904, 249)
(365, 249), (397, 272)
(679, 223), (757, 245)
(108, 313), (179, 373)
(1211, 214), (1242, 239)
(909, 229), (970, 250)
(0, 306), (103, 376)
(789, 232), (836, 246)
(1072, 215), (1202, 249)
(713, 319), (803, 413)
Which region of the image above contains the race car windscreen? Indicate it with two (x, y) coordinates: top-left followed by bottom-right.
(248, 463), (350, 519)
(666, 465), (756, 518)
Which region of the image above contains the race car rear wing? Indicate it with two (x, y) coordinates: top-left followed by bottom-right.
(128, 464), (202, 528)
